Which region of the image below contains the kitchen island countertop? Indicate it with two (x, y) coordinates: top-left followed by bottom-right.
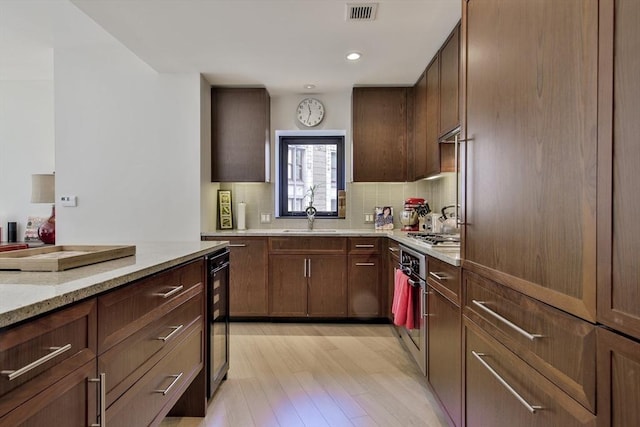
(201, 229), (461, 267)
(0, 241), (228, 329)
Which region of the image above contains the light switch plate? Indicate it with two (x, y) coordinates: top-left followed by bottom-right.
(364, 213), (374, 223)
(260, 212), (272, 224)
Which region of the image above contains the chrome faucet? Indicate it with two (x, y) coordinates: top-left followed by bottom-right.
(305, 206), (317, 230)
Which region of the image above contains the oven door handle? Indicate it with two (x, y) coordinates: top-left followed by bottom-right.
(407, 278), (426, 288)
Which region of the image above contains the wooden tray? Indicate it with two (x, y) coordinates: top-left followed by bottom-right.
(0, 245), (136, 272)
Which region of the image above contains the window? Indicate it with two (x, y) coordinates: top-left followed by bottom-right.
(278, 135), (345, 218)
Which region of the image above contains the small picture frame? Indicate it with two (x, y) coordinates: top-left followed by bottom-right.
(375, 206), (394, 230)
(24, 216), (47, 242)
(218, 190), (233, 229)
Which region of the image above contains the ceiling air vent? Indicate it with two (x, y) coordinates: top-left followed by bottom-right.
(346, 3), (378, 21)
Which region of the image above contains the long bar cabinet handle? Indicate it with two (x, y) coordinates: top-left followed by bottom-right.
(471, 351), (543, 413)
(157, 325), (184, 342)
(303, 259), (307, 277)
(307, 259), (311, 277)
(472, 300), (543, 340)
(429, 271), (448, 281)
(153, 285), (184, 299)
(1, 343), (72, 381)
(355, 244), (375, 248)
(355, 262), (375, 266)
(89, 372), (106, 427)
(155, 372), (183, 396)
(228, 244), (246, 247)
(388, 247), (399, 253)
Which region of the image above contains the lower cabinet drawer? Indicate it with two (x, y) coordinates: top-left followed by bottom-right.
(0, 300), (97, 418)
(106, 323), (204, 427)
(463, 270), (596, 411)
(465, 319), (596, 427)
(99, 289), (203, 407)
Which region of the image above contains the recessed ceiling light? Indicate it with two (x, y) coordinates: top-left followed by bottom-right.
(346, 52), (362, 61)
(304, 84), (316, 90)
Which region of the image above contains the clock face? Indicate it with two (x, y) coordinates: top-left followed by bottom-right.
(296, 98), (325, 127)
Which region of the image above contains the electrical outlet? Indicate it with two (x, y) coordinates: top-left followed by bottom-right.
(260, 212), (272, 224)
(364, 213), (374, 223)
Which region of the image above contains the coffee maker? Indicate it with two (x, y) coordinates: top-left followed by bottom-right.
(400, 198), (425, 231)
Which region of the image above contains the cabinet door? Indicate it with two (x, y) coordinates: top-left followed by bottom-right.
(413, 70), (428, 180)
(0, 360), (98, 427)
(464, 0), (598, 321)
(425, 56), (442, 177)
(348, 254), (381, 318)
(597, 327), (640, 427)
(427, 287), (461, 427)
(227, 237), (268, 317)
(211, 87), (270, 182)
(308, 255), (347, 317)
(352, 87), (408, 182)
(269, 255), (308, 316)
(597, 0), (640, 338)
(465, 319), (596, 427)
(439, 23), (460, 137)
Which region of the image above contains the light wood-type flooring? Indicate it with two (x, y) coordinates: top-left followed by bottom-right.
(162, 322), (449, 427)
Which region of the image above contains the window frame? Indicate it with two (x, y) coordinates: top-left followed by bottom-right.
(277, 134), (345, 218)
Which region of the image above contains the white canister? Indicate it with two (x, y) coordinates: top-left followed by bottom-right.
(237, 202), (246, 230)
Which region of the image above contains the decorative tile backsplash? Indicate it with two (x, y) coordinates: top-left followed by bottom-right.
(208, 173), (457, 231)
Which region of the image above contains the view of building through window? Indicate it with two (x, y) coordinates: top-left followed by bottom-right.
(278, 135), (344, 217)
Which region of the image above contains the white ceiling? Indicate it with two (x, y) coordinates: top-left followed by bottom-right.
(2, 0), (461, 95)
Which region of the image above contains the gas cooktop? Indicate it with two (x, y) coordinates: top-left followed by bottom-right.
(406, 232), (461, 247)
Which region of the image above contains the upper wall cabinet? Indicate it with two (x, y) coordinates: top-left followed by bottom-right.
(463, 0), (598, 321)
(352, 87), (409, 182)
(211, 87), (270, 182)
(413, 23), (460, 180)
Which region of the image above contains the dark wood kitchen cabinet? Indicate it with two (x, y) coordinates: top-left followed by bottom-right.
(597, 0), (640, 339)
(463, 0), (598, 322)
(464, 319), (596, 427)
(0, 300), (98, 426)
(348, 238), (383, 318)
(217, 236), (268, 317)
(597, 327), (640, 427)
(269, 237), (347, 317)
(439, 23), (460, 138)
(211, 87), (270, 182)
(352, 87), (409, 182)
(413, 70), (428, 180)
(427, 285), (461, 427)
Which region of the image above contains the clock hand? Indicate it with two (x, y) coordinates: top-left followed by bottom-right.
(308, 105), (312, 122)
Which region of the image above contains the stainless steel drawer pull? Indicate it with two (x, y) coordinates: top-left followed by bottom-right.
(388, 247), (399, 253)
(155, 372), (183, 396)
(1, 343), (72, 381)
(429, 271), (448, 281)
(472, 351), (543, 413)
(355, 262), (375, 266)
(355, 244), (375, 248)
(472, 300), (543, 340)
(153, 285), (184, 299)
(228, 244), (247, 247)
(89, 373), (106, 427)
(157, 325), (184, 342)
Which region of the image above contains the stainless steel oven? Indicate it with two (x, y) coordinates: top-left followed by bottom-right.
(396, 244), (428, 375)
(207, 248), (229, 399)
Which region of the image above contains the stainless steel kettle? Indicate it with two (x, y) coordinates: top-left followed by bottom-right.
(439, 205), (460, 234)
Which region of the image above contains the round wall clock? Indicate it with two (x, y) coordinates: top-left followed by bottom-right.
(296, 98), (325, 127)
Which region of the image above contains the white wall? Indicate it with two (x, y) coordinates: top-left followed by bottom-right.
(54, 18), (202, 243)
(0, 80), (55, 241)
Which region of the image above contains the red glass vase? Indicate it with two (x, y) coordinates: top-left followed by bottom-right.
(38, 205), (56, 244)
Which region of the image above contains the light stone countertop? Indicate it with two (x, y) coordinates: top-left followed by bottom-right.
(201, 228), (461, 267)
(0, 241), (228, 329)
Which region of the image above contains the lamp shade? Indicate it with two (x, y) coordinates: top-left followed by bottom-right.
(31, 174), (55, 203)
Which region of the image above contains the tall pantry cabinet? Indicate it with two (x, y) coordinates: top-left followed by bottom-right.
(597, 1), (640, 426)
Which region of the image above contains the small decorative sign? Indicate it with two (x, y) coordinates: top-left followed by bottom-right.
(218, 190), (233, 229)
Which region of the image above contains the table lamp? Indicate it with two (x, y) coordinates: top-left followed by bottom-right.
(31, 173), (55, 244)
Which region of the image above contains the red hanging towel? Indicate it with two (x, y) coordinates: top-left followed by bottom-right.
(405, 282), (415, 329)
(393, 269), (410, 326)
